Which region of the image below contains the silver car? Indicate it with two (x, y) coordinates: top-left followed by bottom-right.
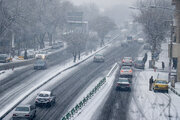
(12, 104), (36, 120)
(120, 66), (133, 78)
(35, 91), (56, 107)
(93, 54), (105, 62)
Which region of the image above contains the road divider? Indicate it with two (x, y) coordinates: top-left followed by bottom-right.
(60, 63), (118, 120)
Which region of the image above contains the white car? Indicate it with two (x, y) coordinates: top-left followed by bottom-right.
(35, 91), (56, 107)
(93, 54), (105, 62)
(35, 51), (48, 59)
(12, 104), (36, 120)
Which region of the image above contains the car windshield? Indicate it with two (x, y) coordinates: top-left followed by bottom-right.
(135, 61), (143, 64)
(124, 57), (132, 60)
(38, 94), (49, 97)
(35, 60), (44, 64)
(15, 107), (29, 112)
(156, 80), (167, 84)
(121, 66), (131, 69)
(118, 79), (129, 82)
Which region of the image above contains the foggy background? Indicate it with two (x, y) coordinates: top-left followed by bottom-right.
(69, 0), (137, 26)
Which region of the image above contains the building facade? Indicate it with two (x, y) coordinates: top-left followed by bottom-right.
(172, 0), (180, 82)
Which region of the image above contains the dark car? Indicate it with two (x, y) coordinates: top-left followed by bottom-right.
(116, 78), (131, 91)
(0, 54), (11, 63)
(34, 59), (47, 70)
(134, 60), (145, 69)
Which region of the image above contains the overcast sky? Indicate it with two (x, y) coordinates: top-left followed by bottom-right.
(69, 0), (136, 9)
(68, 0), (137, 25)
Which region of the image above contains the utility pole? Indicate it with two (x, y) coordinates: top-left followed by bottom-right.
(168, 21), (173, 83)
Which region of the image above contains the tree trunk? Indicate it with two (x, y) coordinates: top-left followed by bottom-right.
(78, 51), (81, 60)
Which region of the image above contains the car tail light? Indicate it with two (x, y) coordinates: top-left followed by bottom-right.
(121, 70), (124, 72)
(13, 114), (17, 116)
(130, 60), (132, 62)
(122, 60), (125, 63)
(25, 114), (30, 117)
(129, 70), (132, 72)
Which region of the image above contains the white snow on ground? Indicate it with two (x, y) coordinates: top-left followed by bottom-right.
(73, 64), (118, 120)
(127, 43), (180, 120)
(0, 65), (30, 82)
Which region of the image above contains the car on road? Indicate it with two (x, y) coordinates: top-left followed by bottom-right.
(134, 60), (145, 69)
(35, 51), (48, 59)
(12, 104), (36, 120)
(35, 91), (56, 107)
(0, 54), (12, 63)
(116, 78), (131, 91)
(153, 79), (168, 93)
(34, 59), (47, 70)
(51, 41), (64, 49)
(120, 66), (133, 78)
(93, 54), (105, 62)
(122, 57), (133, 66)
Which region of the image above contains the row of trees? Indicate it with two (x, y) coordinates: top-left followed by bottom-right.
(0, 0), (116, 62)
(134, 0), (173, 60)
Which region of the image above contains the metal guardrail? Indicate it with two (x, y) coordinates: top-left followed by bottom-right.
(61, 78), (106, 120)
(60, 63), (118, 120)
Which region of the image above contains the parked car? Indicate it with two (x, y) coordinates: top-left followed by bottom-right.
(93, 54), (105, 62)
(12, 104), (36, 120)
(134, 60), (145, 69)
(0, 54), (12, 63)
(35, 51), (48, 59)
(34, 59), (47, 70)
(120, 66), (133, 78)
(153, 79), (168, 93)
(122, 57), (133, 66)
(51, 41), (64, 49)
(35, 91), (56, 107)
(116, 78), (131, 91)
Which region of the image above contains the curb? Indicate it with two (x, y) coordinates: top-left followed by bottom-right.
(60, 63), (118, 120)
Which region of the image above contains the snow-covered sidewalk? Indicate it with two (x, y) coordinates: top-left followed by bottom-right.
(127, 43), (180, 120)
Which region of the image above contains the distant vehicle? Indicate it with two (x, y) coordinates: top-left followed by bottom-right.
(143, 44), (151, 50)
(35, 91), (56, 107)
(120, 66), (133, 78)
(0, 54), (12, 63)
(127, 36), (133, 43)
(137, 38), (144, 44)
(134, 60), (145, 69)
(153, 79), (168, 93)
(121, 42), (128, 47)
(12, 104), (36, 120)
(122, 57), (133, 66)
(93, 54), (105, 62)
(51, 41), (64, 49)
(34, 59), (47, 70)
(116, 78), (131, 91)
(35, 51), (48, 59)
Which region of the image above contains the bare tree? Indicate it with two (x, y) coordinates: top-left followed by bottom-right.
(134, 0), (173, 60)
(91, 16), (116, 46)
